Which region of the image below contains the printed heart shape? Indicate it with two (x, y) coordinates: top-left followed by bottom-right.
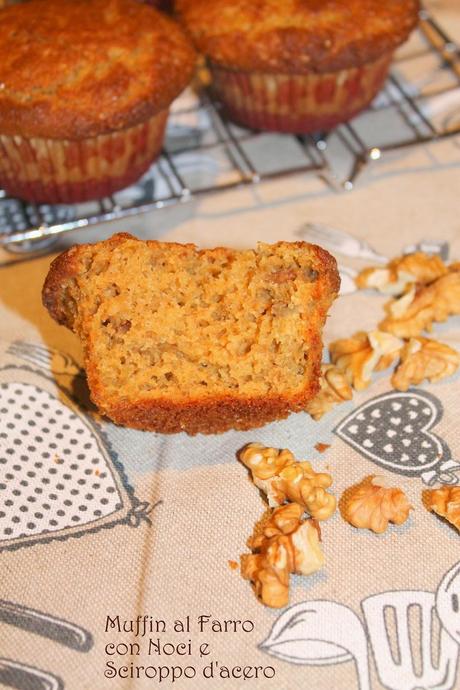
(334, 390), (457, 482)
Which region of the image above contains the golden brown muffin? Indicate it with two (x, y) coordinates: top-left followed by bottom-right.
(176, 0), (419, 133)
(42, 234), (340, 435)
(0, 0), (195, 202)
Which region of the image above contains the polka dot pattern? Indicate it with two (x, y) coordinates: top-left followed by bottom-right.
(0, 383), (123, 541)
(335, 390), (447, 476)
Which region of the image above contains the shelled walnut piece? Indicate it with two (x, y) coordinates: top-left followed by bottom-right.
(329, 330), (404, 390)
(239, 443), (336, 520)
(241, 503), (324, 608)
(425, 486), (460, 532)
(391, 337), (460, 391)
(356, 252), (448, 295)
(380, 269), (460, 338)
(305, 364), (352, 420)
(341, 476), (412, 533)
(324, 329), (459, 399)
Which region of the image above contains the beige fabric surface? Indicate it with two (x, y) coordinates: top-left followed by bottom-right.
(1, 2), (460, 689)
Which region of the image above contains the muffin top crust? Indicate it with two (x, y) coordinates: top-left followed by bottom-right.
(0, 0), (196, 139)
(176, 0), (420, 74)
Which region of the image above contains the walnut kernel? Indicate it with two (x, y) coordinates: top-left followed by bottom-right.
(329, 330), (403, 390)
(380, 272), (460, 338)
(425, 486), (460, 532)
(241, 504), (324, 608)
(341, 476), (412, 533)
(391, 337), (460, 391)
(305, 364), (353, 420)
(240, 444), (336, 520)
(356, 252), (447, 295)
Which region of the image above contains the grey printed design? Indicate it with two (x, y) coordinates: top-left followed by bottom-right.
(260, 560), (460, 690)
(334, 390), (460, 486)
(0, 600), (93, 652)
(362, 590), (458, 690)
(0, 359), (154, 553)
(7, 341), (83, 380)
(0, 659), (63, 690)
(260, 601), (371, 690)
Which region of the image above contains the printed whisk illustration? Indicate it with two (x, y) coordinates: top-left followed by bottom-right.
(260, 561), (460, 690)
(0, 341), (156, 552)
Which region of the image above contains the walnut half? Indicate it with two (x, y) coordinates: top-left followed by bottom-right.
(425, 486), (460, 532)
(241, 503), (324, 608)
(329, 330), (403, 391)
(305, 364), (353, 420)
(391, 337), (460, 391)
(341, 476), (412, 533)
(356, 252), (448, 296)
(380, 270), (460, 338)
(239, 443), (336, 520)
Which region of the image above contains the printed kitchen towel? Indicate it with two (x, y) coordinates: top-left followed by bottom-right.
(0, 223), (459, 690)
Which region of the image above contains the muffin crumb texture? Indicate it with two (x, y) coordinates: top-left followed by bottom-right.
(43, 234), (339, 434)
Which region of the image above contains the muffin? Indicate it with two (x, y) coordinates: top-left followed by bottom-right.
(43, 234), (340, 434)
(176, 0), (420, 134)
(0, 0), (195, 203)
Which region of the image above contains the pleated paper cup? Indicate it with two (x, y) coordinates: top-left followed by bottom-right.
(0, 109), (168, 204)
(209, 54), (392, 134)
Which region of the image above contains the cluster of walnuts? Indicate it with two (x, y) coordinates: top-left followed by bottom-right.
(306, 252), (460, 421)
(236, 443), (446, 608)
(239, 443), (336, 608)
(237, 443), (460, 609)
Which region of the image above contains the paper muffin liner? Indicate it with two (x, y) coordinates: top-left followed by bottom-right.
(209, 54), (392, 134)
(0, 110), (168, 204)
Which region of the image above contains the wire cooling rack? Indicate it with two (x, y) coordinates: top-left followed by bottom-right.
(1, 6), (459, 253)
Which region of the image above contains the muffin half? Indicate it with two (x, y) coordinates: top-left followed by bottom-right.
(0, 0), (195, 203)
(176, 0), (420, 134)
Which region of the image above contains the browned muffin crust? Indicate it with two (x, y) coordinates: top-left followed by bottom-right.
(176, 0), (420, 74)
(43, 234), (339, 435)
(0, 0), (196, 139)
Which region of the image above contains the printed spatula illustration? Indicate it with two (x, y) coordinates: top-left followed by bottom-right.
(362, 591), (459, 690)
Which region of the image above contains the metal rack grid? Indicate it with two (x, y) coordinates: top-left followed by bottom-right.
(1, 5), (459, 252)
(326, 7), (460, 188)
